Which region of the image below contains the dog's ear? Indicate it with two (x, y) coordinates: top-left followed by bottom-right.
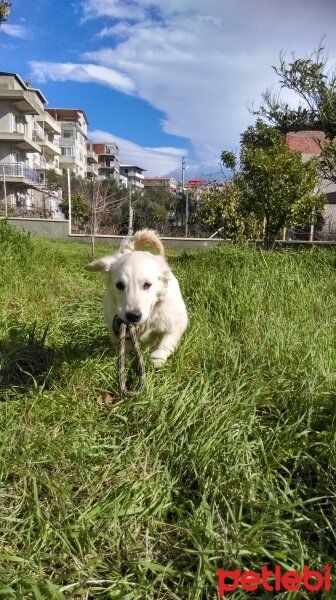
(85, 255), (116, 272)
(159, 269), (170, 287)
(156, 256), (170, 288)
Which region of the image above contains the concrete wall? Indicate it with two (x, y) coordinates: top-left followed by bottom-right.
(4, 217), (69, 239)
(5, 217), (336, 248)
(69, 233), (223, 249)
(3, 217), (223, 248)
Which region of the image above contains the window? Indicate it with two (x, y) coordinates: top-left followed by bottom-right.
(61, 145), (74, 156)
(63, 129), (74, 138)
(12, 113), (26, 134)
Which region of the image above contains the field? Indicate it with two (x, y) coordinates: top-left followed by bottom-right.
(0, 221), (336, 599)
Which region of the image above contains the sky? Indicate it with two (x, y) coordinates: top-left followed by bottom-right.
(0, 0), (336, 180)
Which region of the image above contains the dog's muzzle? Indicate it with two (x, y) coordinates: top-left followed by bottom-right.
(113, 315), (146, 337)
(113, 315), (127, 336)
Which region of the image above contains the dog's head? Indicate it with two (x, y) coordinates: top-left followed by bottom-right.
(85, 250), (170, 325)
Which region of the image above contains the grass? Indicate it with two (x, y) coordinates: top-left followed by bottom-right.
(0, 220), (335, 599)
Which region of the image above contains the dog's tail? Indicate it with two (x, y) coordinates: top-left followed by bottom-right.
(120, 229), (165, 256)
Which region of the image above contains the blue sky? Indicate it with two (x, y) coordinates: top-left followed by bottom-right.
(1, 0), (336, 179)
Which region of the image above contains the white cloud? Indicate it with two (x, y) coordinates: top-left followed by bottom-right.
(82, 0), (146, 21)
(97, 22), (132, 38)
(80, 0), (336, 160)
(1, 23), (29, 38)
(28, 61), (136, 94)
(27, 0), (336, 170)
(89, 129), (186, 177)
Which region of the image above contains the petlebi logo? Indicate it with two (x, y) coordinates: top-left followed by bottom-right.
(217, 564), (331, 596)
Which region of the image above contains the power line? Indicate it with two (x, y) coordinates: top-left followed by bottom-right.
(119, 153), (182, 162)
(89, 143), (186, 160)
(118, 147), (185, 158)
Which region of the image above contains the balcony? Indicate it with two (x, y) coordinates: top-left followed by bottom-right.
(99, 161), (119, 170)
(33, 120), (46, 141)
(98, 144), (119, 156)
(0, 89), (44, 115)
(34, 157), (62, 175)
(129, 179), (144, 189)
(36, 112), (61, 135)
(0, 132), (41, 153)
(87, 164), (99, 177)
(87, 150), (99, 163)
(125, 171), (144, 179)
(41, 137), (61, 156)
(0, 162), (41, 184)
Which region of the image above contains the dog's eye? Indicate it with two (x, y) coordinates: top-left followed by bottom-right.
(143, 282), (152, 290)
(116, 281), (125, 291)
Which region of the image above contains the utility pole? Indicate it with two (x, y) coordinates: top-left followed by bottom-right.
(128, 184), (133, 236)
(91, 177), (95, 258)
(181, 156), (185, 230)
(2, 166), (7, 218)
(181, 156), (185, 190)
(67, 169), (72, 235)
(185, 189), (189, 237)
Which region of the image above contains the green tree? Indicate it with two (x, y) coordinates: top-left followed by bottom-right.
(253, 44), (336, 184)
(195, 181), (257, 241)
(59, 194), (91, 225)
(45, 169), (64, 192)
(222, 120), (324, 249)
(0, 1), (11, 25)
(127, 187), (176, 234)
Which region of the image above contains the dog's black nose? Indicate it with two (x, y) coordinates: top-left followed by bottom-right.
(125, 310), (142, 323)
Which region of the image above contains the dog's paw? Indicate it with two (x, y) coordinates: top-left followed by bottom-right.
(150, 350), (167, 368)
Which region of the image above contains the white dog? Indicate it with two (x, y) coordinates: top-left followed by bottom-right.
(85, 229), (188, 367)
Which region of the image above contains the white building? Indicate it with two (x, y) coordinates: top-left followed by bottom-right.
(46, 108), (88, 178)
(120, 165), (146, 191)
(0, 71), (62, 211)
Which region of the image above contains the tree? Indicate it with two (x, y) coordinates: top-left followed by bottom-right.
(221, 120), (324, 249)
(59, 193), (91, 226)
(45, 169), (64, 192)
(253, 44), (336, 183)
(195, 181), (259, 241)
(122, 187), (176, 235)
(0, 1), (11, 25)
(61, 177), (128, 255)
(89, 180), (128, 257)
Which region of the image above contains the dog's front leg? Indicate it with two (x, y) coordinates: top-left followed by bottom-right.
(150, 332), (182, 368)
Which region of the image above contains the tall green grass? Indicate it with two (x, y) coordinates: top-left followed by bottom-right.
(0, 221), (335, 599)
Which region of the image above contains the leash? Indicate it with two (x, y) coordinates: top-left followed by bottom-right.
(115, 317), (146, 397)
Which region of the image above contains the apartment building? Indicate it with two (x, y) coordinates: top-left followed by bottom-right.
(0, 71), (62, 211)
(46, 108), (88, 178)
(286, 130), (336, 232)
(89, 142), (120, 183)
(184, 178), (207, 189)
(144, 176), (177, 194)
(86, 143), (99, 179)
(120, 165), (145, 191)
(33, 109), (62, 182)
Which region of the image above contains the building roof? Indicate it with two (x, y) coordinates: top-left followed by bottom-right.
(0, 71), (47, 104)
(144, 176), (176, 181)
(185, 178), (207, 188)
(46, 107), (89, 125)
(120, 165), (146, 172)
